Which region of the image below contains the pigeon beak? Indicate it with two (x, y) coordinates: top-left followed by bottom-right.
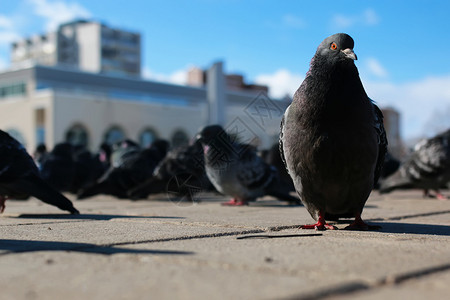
(195, 133), (203, 142)
(341, 48), (357, 60)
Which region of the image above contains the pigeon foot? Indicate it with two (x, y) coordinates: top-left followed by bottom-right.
(344, 214), (381, 231)
(301, 213), (337, 231)
(221, 198), (248, 206)
(436, 193), (448, 200)
(423, 189), (448, 200)
(0, 195), (8, 213)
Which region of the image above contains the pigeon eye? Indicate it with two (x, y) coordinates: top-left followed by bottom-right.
(330, 42), (338, 50)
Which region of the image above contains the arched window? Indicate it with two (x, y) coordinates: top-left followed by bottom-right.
(139, 128), (158, 148)
(6, 128), (26, 147)
(103, 126), (126, 145)
(65, 124), (89, 147)
(171, 129), (189, 148)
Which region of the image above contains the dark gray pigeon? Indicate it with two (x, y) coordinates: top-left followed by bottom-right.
(197, 125), (300, 206)
(128, 139), (215, 201)
(379, 129), (450, 199)
(0, 130), (79, 214)
(77, 139), (169, 199)
(280, 33), (387, 230)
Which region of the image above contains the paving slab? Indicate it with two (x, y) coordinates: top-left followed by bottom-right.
(0, 190), (449, 300)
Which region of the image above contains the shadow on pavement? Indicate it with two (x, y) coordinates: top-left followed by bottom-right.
(372, 222), (450, 236)
(0, 239), (194, 256)
(15, 214), (185, 220)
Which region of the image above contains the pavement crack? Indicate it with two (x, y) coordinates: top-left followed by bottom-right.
(284, 262), (450, 300)
(102, 228), (266, 247)
(368, 210), (450, 221)
(378, 262), (450, 285)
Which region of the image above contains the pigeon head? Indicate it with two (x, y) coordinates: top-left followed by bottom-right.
(196, 125), (227, 145)
(151, 139), (170, 156)
(315, 33), (357, 65)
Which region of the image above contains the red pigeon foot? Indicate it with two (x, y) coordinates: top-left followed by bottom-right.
(301, 212), (337, 230)
(221, 198), (248, 206)
(0, 195), (8, 213)
(345, 214), (381, 231)
(436, 193), (448, 200)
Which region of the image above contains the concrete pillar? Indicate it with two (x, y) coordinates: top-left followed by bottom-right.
(206, 61), (226, 125)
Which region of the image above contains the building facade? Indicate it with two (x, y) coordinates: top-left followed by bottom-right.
(10, 20), (141, 77)
(382, 107), (404, 159)
(0, 62), (288, 153)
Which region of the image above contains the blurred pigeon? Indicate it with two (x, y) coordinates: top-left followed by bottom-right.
(373, 152), (400, 189)
(261, 143), (295, 192)
(280, 33), (387, 230)
(128, 139), (214, 201)
(197, 125), (301, 206)
(379, 129), (450, 199)
(77, 139), (169, 199)
(380, 152), (401, 179)
(32, 143), (49, 169)
(69, 146), (108, 194)
(0, 130), (79, 214)
(40, 142), (76, 192)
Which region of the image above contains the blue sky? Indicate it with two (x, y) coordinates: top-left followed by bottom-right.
(1, 0), (450, 141)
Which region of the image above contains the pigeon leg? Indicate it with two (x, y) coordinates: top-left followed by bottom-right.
(0, 195), (8, 213)
(345, 214), (381, 231)
(424, 189), (447, 200)
(435, 190), (448, 200)
(221, 198), (249, 206)
(301, 211), (337, 230)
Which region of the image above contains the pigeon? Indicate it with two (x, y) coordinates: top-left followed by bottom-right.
(69, 146), (108, 194)
(0, 130), (79, 214)
(197, 125), (301, 206)
(40, 142), (76, 192)
(379, 129), (450, 199)
(77, 139), (169, 199)
(261, 143), (295, 192)
(280, 33), (387, 230)
(128, 139), (214, 201)
(32, 143), (49, 169)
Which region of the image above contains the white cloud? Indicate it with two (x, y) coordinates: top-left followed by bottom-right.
(27, 0), (91, 31)
(0, 15), (14, 29)
(332, 15), (354, 29)
(142, 66), (189, 85)
(255, 68), (450, 140)
(365, 57), (389, 78)
(364, 75), (450, 139)
(0, 30), (20, 45)
(332, 8), (380, 29)
(255, 69), (303, 99)
(282, 14), (306, 29)
(363, 8), (379, 25)
(0, 14), (19, 44)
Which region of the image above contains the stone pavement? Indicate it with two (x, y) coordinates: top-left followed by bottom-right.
(0, 190), (449, 300)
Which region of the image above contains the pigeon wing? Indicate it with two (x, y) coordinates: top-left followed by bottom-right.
(236, 146), (276, 190)
(408, 130), (450, 180)
(372, 103), (388, 186)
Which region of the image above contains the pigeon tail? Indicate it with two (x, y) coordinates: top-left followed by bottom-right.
(264, 189), (302, 205)
(127, 177), (166, 200)
(17, 174), (79, 214)
(378, 171), (413, 194)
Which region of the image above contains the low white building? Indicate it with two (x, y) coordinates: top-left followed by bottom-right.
(0, 62), (289, 153)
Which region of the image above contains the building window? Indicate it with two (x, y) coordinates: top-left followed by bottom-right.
(103, 126), (126, 145)
(6, 128), (26, 147)
(0, 82), (26, 98)
(139, 128), (158, 148)
(66, 124), (89, 147)
(171, 130), (189, 148)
